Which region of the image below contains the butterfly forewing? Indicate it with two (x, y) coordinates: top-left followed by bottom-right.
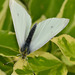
(9, 0), (32, 48)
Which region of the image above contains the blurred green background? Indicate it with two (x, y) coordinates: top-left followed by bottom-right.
(0, 0), (75, 75)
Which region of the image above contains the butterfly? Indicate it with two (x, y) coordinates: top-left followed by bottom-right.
(9, 0), (69, 59)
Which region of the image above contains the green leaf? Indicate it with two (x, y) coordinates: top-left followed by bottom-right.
(51, 43), (62, 59)
(2, 7), (14, 32)
(0, 0), (14, 32)
(12, 51), (67, 75)
(0, 0), (5, 11)
(29, 0), (64, 22)
(0, 30), (19, 57)
(67, 65), (75, 74)
(51, 34), (75, 65)
(16, 64), (67, 75)
(37, 64), (67, 75)
(62, 0), (75, 38)
(57, 0), (75, 38)
(45, 0), (64, 18)
(0, 56), (14, 75)
(67, 72), (75, 75)
(0, 0), (9, 29)
(29, 0), (50, 22)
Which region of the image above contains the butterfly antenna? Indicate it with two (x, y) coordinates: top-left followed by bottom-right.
(25, 57), (36, 75)
(4, 54), (22, 65)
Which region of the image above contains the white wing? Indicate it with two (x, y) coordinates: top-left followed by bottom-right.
(30, 18), (69, 52)
(9, 0), (32, 48)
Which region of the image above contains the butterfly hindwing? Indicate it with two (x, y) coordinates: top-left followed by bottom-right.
(29, 18), (69, 52)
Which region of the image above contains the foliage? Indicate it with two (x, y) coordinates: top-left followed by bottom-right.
(0, 0), (75, 75)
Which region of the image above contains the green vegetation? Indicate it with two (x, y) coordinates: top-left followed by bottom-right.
(0, 0), (75, 75)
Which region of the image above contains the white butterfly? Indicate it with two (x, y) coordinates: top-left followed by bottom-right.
(9, 0), (69, 59)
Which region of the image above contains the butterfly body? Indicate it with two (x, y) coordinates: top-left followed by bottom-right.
(21, 23), (37, 59)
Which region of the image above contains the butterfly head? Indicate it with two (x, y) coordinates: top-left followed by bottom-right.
(20, 43), (29, 59)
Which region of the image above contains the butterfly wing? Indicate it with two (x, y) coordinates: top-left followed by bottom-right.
(29, 18), (69, 52)
(9, 0), (32, 48)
